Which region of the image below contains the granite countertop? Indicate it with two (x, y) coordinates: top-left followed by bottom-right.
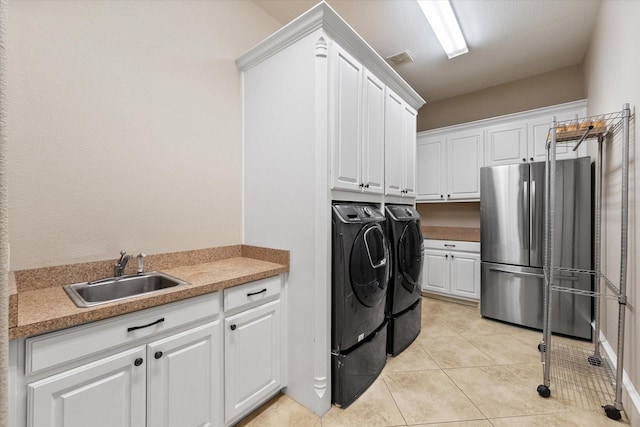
(422, 226), (480, 242)
(9, 245), (289, 340)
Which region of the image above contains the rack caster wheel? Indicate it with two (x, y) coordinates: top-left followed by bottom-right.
(588, 355), (602, 366)
(537, 384), (551, 398)
(603, 405), (622, 421)
(537, 343), (546, 353)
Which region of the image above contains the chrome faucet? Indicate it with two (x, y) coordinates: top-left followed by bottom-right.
(114, 250), (132, 277)
(137, 253), (146, 274)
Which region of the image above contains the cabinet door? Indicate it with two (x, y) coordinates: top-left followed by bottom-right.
(528, 110), (582, 162)
(147, 321), (222, 427)
(361, 69), (385, 194)
(449, 251), (480, 300)
(422, 249), (449, 294)
(225, 299), (282, 424)
(28, 346), (146, 427)
(330, 45), (363, 192)
(485, 121), (528, 166)
(416, 135), (447, 201)
(447, 129), (484, 199)
(384, 88), (404, 196)
(402, 104), (418, 196)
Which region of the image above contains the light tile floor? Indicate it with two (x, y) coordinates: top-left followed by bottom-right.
(237, 297), (630, 426)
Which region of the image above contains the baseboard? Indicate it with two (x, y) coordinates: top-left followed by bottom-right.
(599, 331), (640, 423)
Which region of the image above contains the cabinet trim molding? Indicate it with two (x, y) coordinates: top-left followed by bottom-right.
(236, 2), (424, 110)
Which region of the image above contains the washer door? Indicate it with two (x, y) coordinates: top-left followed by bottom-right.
(349, 223), (390, 307)
(398, 221), (423, 292)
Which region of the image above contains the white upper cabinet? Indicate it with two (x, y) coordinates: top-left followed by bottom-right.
(528, 108), (584, 162)
(416, 134), (446, 200)
(416, 128), (484, 202)
(417, 100), (587, 202)
(385, 88), (417, 197)
(485, 121), (528, 166)
(447, 128), (484, 200)
(330, 46), (363, 192)
(330, 45), (386, 194)
(362, 70), (386, 194)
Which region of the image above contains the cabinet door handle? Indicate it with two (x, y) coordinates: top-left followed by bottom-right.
(359, 183), (364, 188)
(154, 351), (163, 359)
(364, 184), (370, 189)
(230, 324), (237, 331)
(530, 157), (534, 161)
(522, 158), (526, 162)
(447, 194), (450, 198)
(247, 288), (267, 297)
(440, 194), (443, 198)
(445, 254), (448, 258)
(134, 358), (144, 367)
(127, 317), (165, 332)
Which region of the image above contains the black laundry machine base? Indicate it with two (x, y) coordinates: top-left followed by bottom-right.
(387, 298), (421, 356)
(331, 322), (387, 408)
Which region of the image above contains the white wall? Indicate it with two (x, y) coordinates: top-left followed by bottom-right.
(584, 0), (640, 423)
(6, 1), (280, 270)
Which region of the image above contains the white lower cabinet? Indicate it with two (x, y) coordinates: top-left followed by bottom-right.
(12, 277), (286, 427)
(422, 240), (480, 300)
(24, 294), (222, 427)
(28, 346), (147, 427)
(223, 276), (283, 426)
(147, 321), (221, 427)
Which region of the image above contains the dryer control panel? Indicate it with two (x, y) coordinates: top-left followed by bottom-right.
(333, 204), (385, 223)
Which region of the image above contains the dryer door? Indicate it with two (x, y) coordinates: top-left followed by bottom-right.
(390, 220), (423, 314)
(399, 221), (423, 291)
(349, 223), (390, 307)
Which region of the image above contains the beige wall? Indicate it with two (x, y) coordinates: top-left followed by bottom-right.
(418, 64), (585, 131)
(584, 0), (640, 423)
(416, 202), (480, 228)
(6, 1), (280, 270)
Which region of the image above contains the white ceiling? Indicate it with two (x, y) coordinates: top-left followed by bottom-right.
(251, 0), (602, 103)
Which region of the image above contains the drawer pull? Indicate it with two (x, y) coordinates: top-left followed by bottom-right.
(127, 317), (165, 332)
(134, 358), (144, 367)
(444, 244), (456, 248)
(246, 288), (267, 297)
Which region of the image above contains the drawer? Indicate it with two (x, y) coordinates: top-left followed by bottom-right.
(423, 239), (480, 253)
(25, 292), (220, 375)
(224, 275), (281, 313)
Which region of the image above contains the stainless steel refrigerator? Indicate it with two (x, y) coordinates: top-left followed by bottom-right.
(480, 157), (592, 339)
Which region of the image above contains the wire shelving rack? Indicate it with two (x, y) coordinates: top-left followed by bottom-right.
(537, 103), (632, 421)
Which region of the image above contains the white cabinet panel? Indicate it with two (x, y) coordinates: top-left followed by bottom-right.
(147, 321), (222, 427)
(450, 252), (480, 299)
(330, 46), (363, 192)
(422, 240), (480, 300)
(447, 129), (484, 200)
(385, 89), (404, 196)
(528, 109), (583, 162)
(416, 136), (446, 200)
(485, 121), (528, 166)
(225, 299), (282, 424)
(28, 347), (146, 427)
(402, 105), (418, 197)
(422, 250), (448, 294)
(385, 88), (418, 197)
(362, 70), (386, 194)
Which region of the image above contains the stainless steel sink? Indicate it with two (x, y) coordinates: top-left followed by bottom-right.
(64, 271), (190, 308)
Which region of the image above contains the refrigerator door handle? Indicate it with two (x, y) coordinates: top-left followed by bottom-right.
(523, 181), (529, 251)
(489, 267), (543, 278)
(530, 180), (536, 253)
(488, 267), (579, 281)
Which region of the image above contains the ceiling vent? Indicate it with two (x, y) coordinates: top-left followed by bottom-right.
(386, 50), (414, 67)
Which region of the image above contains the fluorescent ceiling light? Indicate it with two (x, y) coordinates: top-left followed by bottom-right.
(417, 0), (468, 59)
